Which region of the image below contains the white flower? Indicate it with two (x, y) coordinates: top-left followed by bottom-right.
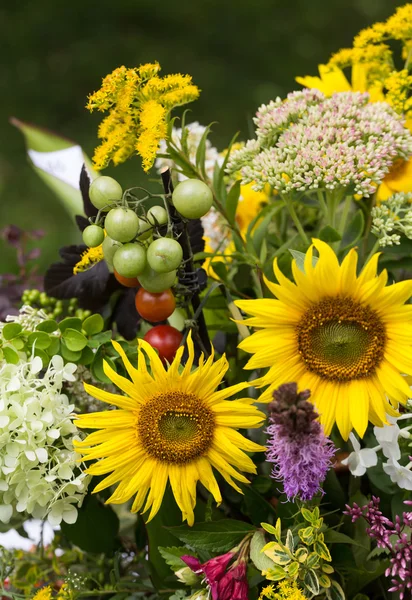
(155, 121), (223, 183)
(383, 458), (412, 490)
(341, 433), (378, 476)
(373, 419), (402, 460)
(0, 353), (88, 525)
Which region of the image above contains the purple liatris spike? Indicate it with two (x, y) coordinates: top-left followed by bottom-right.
(266, 382), (335, 501)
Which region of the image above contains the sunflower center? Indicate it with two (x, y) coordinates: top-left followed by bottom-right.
(137, 391), (215, 464)
(297, 296), (386, 381)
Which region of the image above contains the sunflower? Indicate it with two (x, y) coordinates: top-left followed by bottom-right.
(74, 333), (265, 525)
(236, 239), (412, 440)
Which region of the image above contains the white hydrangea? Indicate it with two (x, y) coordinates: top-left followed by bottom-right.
(0, 353), (89, 526)
(155, 121), (223, 183)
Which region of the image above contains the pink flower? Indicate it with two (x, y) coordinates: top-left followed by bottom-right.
(182, 552), (235, 599)
(216, 562), (248, 600)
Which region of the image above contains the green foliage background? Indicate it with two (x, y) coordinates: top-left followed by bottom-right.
(0, 0), (406, 273)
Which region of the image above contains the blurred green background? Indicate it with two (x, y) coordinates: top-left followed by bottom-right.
(0, 0), (406, 273)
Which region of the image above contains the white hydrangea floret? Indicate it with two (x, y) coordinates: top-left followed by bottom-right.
(0, 354), (89, 526)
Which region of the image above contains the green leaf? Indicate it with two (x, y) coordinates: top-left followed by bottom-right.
(285, 530), (295, 553)
(46, 337), (60, 357)
(60, 340), (82, 362)
(61, 495), (119, 554)
(341, 209), (365, 250)
(249, 531), (274, 572)
(2, 323), (22, 340)
(301, 507), (315, 523)
(168, 519), (255, 553)
(210, 262), (228, 282)
(34, 348), (49, 367)
(58, 317), (83, 333)
(326, 580), (346, 600)
(318, 573), (331, 588)
(240, 483), (276, 526)
(62, 328), (88, 352)
(289, 249), (318, 273)
(314, 539), (332, 562)
(264, 564), (286, 581)
(158, 547), (195, 572)
(27, 331), (52, 350)
(306, 552), (320, 568)
(324, 529), (368, 549)
(91, 349), (117, 383)
(87, 330), (114, 348)
(319, 225), (341, 243)
(11, 338), (25, 350)
(3, 346), (20, 364)
(82, 314), (105, 336)
(78, 346), (95, 366)
(11, 118), (96, 220)
(287, 561), (299, 577)
(304, 569), (320, 595)
(195, 123), (216, 179)
(226, 180), (241, 226)
(36, 319), (58, 333)
(250, 206), (280, 255)
(213, 132), (239, 206)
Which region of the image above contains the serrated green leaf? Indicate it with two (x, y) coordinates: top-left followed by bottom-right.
(62, 328), (88, 352)
(36, 319), (58, 333)
(158, 547), (195, 572)
(27, 331), (52, 350)
(304, 569), (320, 595)
(226, 179), (241, 226)
(82, 314), (104, 336)
(58, 317), (82, 333)
(168, 519), (255, 553)
(249, 531), (274, 572)
(2, 323), (22, 340)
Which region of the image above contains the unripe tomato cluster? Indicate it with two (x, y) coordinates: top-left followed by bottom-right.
(83, 175), (213, 363)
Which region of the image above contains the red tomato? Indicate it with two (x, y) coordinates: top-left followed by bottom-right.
(135, 288), (176, 322)
(143, 325), (183, 364)
(114, 269), (140, 288)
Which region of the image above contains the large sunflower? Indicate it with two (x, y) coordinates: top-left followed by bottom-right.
(74, 334), (265, 525)
(236, 239), (412, 440)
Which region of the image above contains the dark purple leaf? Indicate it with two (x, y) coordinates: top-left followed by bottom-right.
(80, 164), (98, 218)
(112, 287), (140, 340)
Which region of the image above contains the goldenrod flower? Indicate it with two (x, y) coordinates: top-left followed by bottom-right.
(236, 239), (412, 440)
(87, 63), (199, 172)
(32, 587), (53, 600)
(73, 244), (104, 274)
(259, 580), (306, 600)
(74, 333), (265, 525)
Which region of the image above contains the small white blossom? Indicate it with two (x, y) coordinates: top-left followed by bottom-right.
(0, 355), (89, 524)
(342, 433), (379, 476)
(383, 458), (412, 490)
(373, 419), (403, 460)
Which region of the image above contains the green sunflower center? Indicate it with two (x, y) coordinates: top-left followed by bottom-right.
(297, 297), (386, 381)
(137, 391), (215, 464)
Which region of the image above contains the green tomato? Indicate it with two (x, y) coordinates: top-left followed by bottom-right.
(147, 205), (168, 227)
(137, 218), (152, 240)
(147, 237), (183, 273)
(82, 225), (105, 248)
(102, 236), (123, 268)
(89, 176), (123, 211)
(138, 264), (177, 293)
(104, 207), (139, 242)
(113, 243), (147, 278)
(172, 179), (213, 219)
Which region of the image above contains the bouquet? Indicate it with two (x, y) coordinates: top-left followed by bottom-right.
(2, 5), (412, 600)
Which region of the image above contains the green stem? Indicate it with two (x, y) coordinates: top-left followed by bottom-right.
(282, 194), (309, 245)
(363, 238), (381, 268)
(273, 233), (300, 258)
(338, 195), (352, 237)
(317, 189), (328, 222)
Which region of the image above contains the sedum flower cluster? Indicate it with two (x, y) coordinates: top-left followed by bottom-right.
(371, 192), (412, 246)
(0, 354), (88, 526)
(87, 63), (199, 172)
(227, 89), (412, 197)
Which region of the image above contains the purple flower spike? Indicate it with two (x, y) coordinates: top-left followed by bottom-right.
(266, 382), (335, 501)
